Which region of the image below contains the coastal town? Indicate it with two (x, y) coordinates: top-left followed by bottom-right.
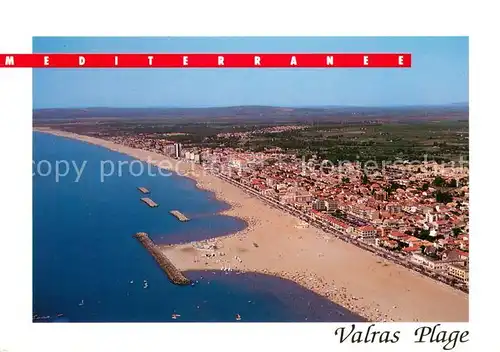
(33, 125), (469, 322)
(103, 131), (470, 292)
(28, 34), (471, 329)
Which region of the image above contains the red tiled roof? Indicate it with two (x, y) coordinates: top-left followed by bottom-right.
(391, 231), (406, 238)
(403, 247), (421, 252)
(311, 210), (349, 228)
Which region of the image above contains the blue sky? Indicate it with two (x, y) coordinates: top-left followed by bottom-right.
(32, 37), (468, 108)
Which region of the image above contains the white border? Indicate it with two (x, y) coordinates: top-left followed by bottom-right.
(1, 1), (497, 351)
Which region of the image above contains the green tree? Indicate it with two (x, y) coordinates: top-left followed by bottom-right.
(452, 227), (462, 236)
(389, 182), (403, 192)
(342, 177), (350, 183)
(334, 209), (344, 218)
(436, 191), (453, 204)
(415, 229), (432, 241)
(433, 176), (446, 187)
(362, 173), (369, 185)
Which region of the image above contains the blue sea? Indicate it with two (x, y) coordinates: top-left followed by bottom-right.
(33, 132), (364, 322)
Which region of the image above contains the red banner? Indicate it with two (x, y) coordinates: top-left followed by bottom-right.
(1, 53), (411, 68)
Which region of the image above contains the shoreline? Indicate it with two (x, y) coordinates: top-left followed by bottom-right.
(33, 127), (469, 322)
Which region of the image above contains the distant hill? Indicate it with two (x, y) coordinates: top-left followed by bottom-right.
(32, 104), (469, 122)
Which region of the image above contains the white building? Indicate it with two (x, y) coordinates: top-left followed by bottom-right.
(355, 225), (377, 239)
(410, 253), (447, 272)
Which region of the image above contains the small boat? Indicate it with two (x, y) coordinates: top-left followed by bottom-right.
(78, 300), (84, 306)
(130, 280), (134, 284)
(236, 314), (241, 321)
(56, 313), (64, 317)
(143, 282), (149, 289)
(171, 313), (181, 320)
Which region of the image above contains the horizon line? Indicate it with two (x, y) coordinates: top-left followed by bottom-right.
(33, 102), (469, 111)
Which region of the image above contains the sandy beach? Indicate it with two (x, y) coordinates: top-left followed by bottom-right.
(34, 127), (469, 322)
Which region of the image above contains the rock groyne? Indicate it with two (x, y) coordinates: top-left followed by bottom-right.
(133, 232), (191, 285)
(170, 210), (189, 222)
(141, 197), (158, 207)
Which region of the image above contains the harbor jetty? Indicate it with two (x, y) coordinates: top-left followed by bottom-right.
(137, 187), (150, 194)
(133, 232), (191, 285)
(170, 210), (189, 222)
(141, 197), (158, 207)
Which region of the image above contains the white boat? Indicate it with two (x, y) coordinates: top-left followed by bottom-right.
(130, 280), (134, 284)
(78, 300), (84, 306)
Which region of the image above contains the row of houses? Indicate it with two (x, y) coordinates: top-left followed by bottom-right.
(310, 209), (377, 239)
(410, 253), (469, 285)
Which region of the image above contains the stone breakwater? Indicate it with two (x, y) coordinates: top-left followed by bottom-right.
(169, 210), (190, 222)
(133, 232), (191, 285)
